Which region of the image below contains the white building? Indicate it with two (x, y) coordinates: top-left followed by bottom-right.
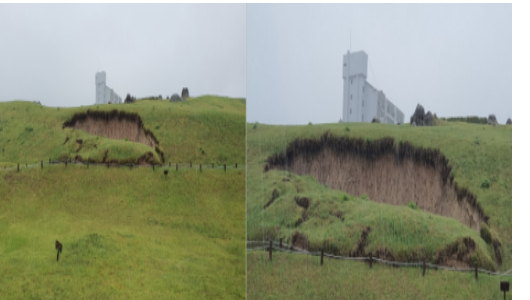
(95, 71), (122, 104)
(342, 51), (404, 124)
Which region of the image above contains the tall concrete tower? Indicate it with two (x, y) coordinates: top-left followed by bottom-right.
(342, 51), (368, 122)
(95, 71), (107, 104)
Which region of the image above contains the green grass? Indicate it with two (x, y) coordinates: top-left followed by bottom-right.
(0, 96), (245, 299)
(0, 96), (245, 166)
(247, 251), (512, 300)
(0, 164), (245, 299)
(246, 121), (511, 298)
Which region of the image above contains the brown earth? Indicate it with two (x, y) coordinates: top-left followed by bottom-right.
(264, 189), (279, 209)
(63, 110), (158, 149)
(265, 133), (488, 232)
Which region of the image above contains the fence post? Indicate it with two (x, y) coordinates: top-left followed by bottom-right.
(41, 161), (43, 169)
(212, 163), (214, 168)
(26, 163), (27, 167)
(17, 163), (19, 172)
(236, 163), (238, 168)
(423, 256), (426, 277)
(190, 162), (192, 168)
(475, 261), (478, 280)
(280, 237), (283, 249)
(321, 248), (324, 266)
(269, 240), (272, 261)
(164, 170), (168, 179)
(49, 159), (51, 164)
(370, 251), (372, 268)
(224, 164), (226, 172)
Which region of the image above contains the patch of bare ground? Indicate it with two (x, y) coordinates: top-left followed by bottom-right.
(264, 132), (488, 232)
(294, 196), (310, 227)
(63, 109), (160, 149)
(263, 189), (279, 209)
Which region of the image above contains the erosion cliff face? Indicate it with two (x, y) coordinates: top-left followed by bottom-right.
(63, 110), (159, 149)
(265, 133), (488, 231)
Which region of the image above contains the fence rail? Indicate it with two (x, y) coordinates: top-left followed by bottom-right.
(247, 240), (512, 277)
(1, 159), (244, 172)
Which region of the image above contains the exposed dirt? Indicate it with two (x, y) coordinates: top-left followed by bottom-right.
(264, 189), (279, 209)
(350, 226), (371, 257)
(291, 231), (309, 250)
(294, 196), (310, 209)
(63, 109), (159, 149)
(434, 237), (476, 268)
(265, 132), (488, 232)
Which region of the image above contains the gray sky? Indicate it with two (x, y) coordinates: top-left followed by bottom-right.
(0, 4), (246, 107)
(247, 4), (512, 125)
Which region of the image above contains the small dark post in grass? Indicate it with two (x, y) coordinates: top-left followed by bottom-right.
(280, 238), (283, 249)
(49, 159), (51, 164)
(423, 256), (426, 277)
(169, 162), (171, 167)
(190, 162), (192, 168)
(224, 164), (226, 172)
(269, 240), (272, 261)
(320, 248), (324, 266)
(369, 251), (372, 268)
(164, 170), (168, 179)
(41, 161), (43, 169)
(500, 281), (510, 300)
(65, 161), (67, 168)
(26, 163), (27, 167)
(475, 261), (478, 280)
(17, 163), (19, 172)
(236, 163), (238, 168)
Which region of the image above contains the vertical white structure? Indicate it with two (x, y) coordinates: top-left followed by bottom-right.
(95, 71), (122, 104)
(342, 51), (404, 124)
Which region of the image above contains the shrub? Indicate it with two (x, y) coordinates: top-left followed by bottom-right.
(253, 122), (258, 130)
(345, 127), (350, 132)
(342, 194), (350, 201)
(308, 122), (312, 126)
(361, 193), (369, 201)
(481, 179), (490, 188)
(475, 137), (479, 145)
(155, 125), (160, 130)
(407, 201), (418, 210)
(25, 127), (33, 132)
(124, 138), (128, 142)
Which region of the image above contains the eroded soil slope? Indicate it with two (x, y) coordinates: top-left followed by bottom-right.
(63, 109), (159, 148)
(265, 132), (488, 231)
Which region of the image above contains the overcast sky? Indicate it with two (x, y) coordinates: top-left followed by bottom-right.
(0, 4), (246, 107)
(247, 4), (512, 125)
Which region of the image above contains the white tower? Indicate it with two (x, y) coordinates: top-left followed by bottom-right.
(95, 71), (122, 104)
(95, 71), (107, 104)
(342, 51), (368, 122)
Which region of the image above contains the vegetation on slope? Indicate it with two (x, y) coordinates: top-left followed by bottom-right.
(247, 121), (511, 271)
(0, 96), (245, 166)
(0, 163), (245, 299)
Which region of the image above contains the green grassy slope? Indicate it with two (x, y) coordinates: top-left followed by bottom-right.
(0, 97), (245, 299)
(0, 96), (245, 166)
(247, 121), (511, 277)
(247, 251), (512, 300)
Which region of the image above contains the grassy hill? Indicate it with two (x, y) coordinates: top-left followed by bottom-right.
(0, 96), (245, 166)
(0, 96), (245, 299)
(246, 121), (511, 299)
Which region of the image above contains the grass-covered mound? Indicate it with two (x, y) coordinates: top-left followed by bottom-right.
(247, 121), (511, 272)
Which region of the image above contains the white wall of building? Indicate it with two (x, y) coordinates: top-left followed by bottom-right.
(95, 71), (122, 104)
(342, 51), (404, 124)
